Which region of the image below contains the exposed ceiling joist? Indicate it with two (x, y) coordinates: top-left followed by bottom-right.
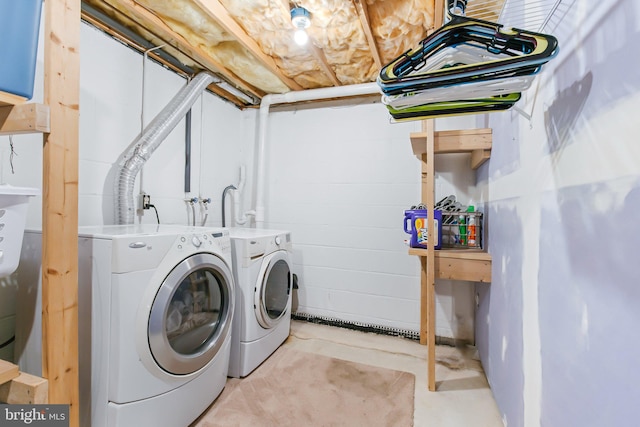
(309, 43), (340, 87)
(81, 0), (497, 108)
(104, 0), (265, 100)
(81, 5), (254, 108)
(352, 0), (382, 70)
(192, 0), (303, 91)
(434, 0), (445, 29)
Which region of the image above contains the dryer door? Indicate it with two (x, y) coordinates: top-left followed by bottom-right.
(254, 250), (292, 329)
(148, 253), (234, 375)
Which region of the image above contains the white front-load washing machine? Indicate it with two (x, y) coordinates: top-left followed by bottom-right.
(14, 225), (235, 427)
(227, 228), (293, 378)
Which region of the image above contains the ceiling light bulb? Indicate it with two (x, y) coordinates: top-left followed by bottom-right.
(294, 29), (309, 46)
(290, 7), (311, 29)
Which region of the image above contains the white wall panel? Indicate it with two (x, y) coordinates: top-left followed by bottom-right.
(299, 265), (418, 300)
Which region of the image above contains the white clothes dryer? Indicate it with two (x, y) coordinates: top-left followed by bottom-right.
(227, 228), (293, 378)
(14, 225), (235, 427)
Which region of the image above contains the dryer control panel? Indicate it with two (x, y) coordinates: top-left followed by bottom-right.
(263, 233), (292, 255)
(235, 232), (292, 266)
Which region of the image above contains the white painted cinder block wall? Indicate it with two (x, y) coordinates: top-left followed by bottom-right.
(259, 105), (480, 338)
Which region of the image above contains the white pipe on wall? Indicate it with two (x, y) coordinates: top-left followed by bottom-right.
(137, 44), (165, 223)
(254, 82), (381, 227)
(232, 165), (255, 225)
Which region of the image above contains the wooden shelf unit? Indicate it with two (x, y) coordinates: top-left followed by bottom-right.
(410, 125), (493, 391)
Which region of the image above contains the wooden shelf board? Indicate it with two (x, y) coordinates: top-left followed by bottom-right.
(0, 90), (27, 107)
(0, 103), (51, 135)
(410, 128), (493, 169)
(409, 248), (492, 282)
(0, 360), (19, 386)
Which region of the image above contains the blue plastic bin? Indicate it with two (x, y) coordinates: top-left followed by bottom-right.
(0, 0), (43, 100)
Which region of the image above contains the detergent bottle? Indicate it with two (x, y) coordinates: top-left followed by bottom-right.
(467, 206), (477, 247)
(403, 208), (442, 249)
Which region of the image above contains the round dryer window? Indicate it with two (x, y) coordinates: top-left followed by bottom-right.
(148, 253), (234, 375)
(254, 250), (292, 328)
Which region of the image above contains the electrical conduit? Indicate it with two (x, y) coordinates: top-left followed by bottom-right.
(254, 82), (381, 228)
(115, 72), (217, 225)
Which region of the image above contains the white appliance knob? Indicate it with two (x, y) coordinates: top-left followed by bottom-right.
(192, 236), (202, 247)
(274, 236), (281, 245)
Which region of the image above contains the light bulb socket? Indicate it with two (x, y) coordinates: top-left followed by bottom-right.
(291, 7), (311, 29)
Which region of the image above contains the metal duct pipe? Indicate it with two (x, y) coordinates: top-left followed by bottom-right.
(115, 72), (216, 224)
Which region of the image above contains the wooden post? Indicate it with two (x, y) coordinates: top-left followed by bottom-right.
(419, 255), (428, 345)
(424, 0), (444, 393)
(42, 0), (80, 425)
(421, 119), (437, 391)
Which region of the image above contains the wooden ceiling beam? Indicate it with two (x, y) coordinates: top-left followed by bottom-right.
(352, 0), (382, 69)
(278, 0), (291, 17)
(192, 0), (303, 91)
(309, 43), (341, 87)
(103, 0), (265, 100)
(434, 0), (445, 29)
(81, 9), (252, 109)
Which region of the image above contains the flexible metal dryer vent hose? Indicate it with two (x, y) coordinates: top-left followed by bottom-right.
(114, 72), (216, 225)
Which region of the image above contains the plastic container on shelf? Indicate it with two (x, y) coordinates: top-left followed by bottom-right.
(403, 208), (442, 249)
(0, 184), (40, 277)
(0, 0), (44, 101)
(467, 206), (477, 246)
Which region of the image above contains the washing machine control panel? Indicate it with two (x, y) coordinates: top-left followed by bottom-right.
(176, 232), (231, 253)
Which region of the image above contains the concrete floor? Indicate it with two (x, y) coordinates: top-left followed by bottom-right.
(284, 320), (503, 427)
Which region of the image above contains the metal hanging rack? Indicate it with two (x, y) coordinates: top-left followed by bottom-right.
(460, 0), (574, 34)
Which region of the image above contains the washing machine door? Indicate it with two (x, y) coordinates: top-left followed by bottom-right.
(254, 250), (292, 329)
(148, 253), (234, 375)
